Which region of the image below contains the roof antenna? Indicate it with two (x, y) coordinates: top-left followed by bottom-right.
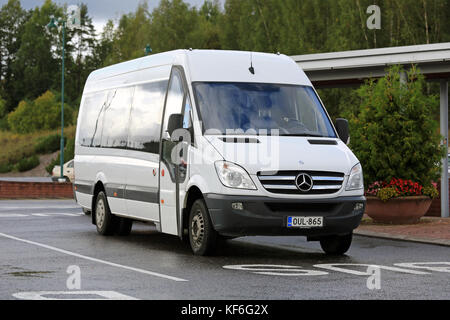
(248, 52), (255, 75)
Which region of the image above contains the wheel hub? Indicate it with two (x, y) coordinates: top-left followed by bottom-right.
(96, 198), (105, 228)
(191, 210), (205, 248)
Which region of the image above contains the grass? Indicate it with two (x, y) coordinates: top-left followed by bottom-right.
(0, 125), (76, 173)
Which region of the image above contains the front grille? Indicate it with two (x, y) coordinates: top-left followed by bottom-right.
(258, 170), (345, 195)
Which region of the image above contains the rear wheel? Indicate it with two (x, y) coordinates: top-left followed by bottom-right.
(319, 233), (353, 255)
(189, 199), (217, 256)
(94, 191), (118, 235)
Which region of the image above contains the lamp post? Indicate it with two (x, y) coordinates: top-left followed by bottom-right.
(47, 16), (65, 182)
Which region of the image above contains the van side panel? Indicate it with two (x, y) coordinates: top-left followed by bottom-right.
(75, 64), (172, 221)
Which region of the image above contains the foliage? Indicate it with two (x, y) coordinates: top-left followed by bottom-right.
(0, 162), (12, 173)
(0, 0), (447, 119)
(0, 96), (8, 130)
(367, 178), (439, 202)
(46, 136), (75, 174)
(377, 187), (399, 202)
(347, 65), (444, 187)
(34, 133), (63, 154)
(14, 155), (40, 172)
(7, 91), (73, 134)
(10, 0), (63, 109)
(0, 130), (38, 169)
(423, 185), (439, 199)
(0, 125), (75, 173)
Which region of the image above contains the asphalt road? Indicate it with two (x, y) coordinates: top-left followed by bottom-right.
(0, 199), (449, 300)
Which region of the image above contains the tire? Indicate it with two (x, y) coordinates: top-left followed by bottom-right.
(94, 191), (118, 236)
(116, 217), (133, 236)
(319, 233), (353, 255)
(188, 199), (217, 256)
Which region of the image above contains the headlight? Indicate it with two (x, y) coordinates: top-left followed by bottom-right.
(346, 163), (364, 190)
(214, 161), (257, 190)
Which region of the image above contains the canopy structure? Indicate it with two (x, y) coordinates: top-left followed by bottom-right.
(291, 43), (450, 218)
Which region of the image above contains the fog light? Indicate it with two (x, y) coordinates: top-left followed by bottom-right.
(231, 202), (244, 210)
(353, 203), (365, 214)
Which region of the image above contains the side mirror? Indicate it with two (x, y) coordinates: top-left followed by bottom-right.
(167, 113), (183, 138)
(335, 118), (350, 144)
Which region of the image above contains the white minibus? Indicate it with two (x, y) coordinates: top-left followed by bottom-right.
(74, 49), (366, 256)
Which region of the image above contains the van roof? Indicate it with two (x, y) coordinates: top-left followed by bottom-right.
(86, 49), (312, 87)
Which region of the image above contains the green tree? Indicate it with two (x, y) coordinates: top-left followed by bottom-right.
(0, 0), (28, 112)
(189, 0), (222, 49)
(8, 90), (73, 133)
(11, 0), (65, 104)
(92, 19), (115, 67)
(347, 65), (443, 187)
(65, 3), (97, 102)
(149, 0), (198, 52)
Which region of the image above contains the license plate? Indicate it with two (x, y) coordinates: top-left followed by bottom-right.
(287, 216), (323, 228)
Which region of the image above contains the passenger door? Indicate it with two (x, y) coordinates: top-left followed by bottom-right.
(159, 67), (193, 236)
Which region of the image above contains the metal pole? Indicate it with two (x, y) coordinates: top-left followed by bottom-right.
(440, 80), (449, 218)
(59, 21), (65, 181)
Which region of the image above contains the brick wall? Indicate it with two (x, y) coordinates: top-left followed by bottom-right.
(426, 179), (449, 217)
(0, 181), (74, 199)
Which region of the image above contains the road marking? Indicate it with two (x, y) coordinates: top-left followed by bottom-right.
(0, 212), (83, 218)
(0, 205), (81, 211)
(313, 263), (429, 275)
(224, 263), (436, 277)
(223, 264), (328, 276)
(0, 232), (188, 282)
(394, 262), (450, 273)
(13, 290), (138, 300)
(31, 213), (82, 217)
(0, 214), (28, 217)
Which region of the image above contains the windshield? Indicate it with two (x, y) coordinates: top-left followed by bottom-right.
(193, 82), (336, 137)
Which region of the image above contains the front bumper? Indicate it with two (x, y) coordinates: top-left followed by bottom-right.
(204, 194), (366, 237)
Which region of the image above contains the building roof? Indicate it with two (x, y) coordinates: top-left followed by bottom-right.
(291, 42), (450, 88)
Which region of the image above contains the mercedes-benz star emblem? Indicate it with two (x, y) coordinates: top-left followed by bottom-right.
(295, 173), (313, 192)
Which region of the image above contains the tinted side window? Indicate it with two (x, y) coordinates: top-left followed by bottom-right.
(127, 80), (168, 153)
(78, 91), (106, 147)
(101, 87), (133, 149)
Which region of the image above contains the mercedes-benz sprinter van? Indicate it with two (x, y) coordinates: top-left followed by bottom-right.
(74, 49), (366, 256)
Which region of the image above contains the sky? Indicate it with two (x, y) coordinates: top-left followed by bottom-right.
(0, 0), (215, 33)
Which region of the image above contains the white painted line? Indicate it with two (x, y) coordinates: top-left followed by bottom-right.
(13, 290), (138, 300)
(0, 232), (188, 282)
(0, 212), (83, 218)
(0, 205), (81, 211)
(31, 213), (82, 217)
(49, 213), (82, 216)
(0, 214), (28, 218)
(313, 263), (429, 275)
(223, 264), (328, 276)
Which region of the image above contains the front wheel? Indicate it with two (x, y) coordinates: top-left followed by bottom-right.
(188, 199), (217, 256)
(319, 233), (353, 255)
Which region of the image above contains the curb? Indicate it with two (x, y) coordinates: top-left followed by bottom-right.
(354, 229), (450, 247)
